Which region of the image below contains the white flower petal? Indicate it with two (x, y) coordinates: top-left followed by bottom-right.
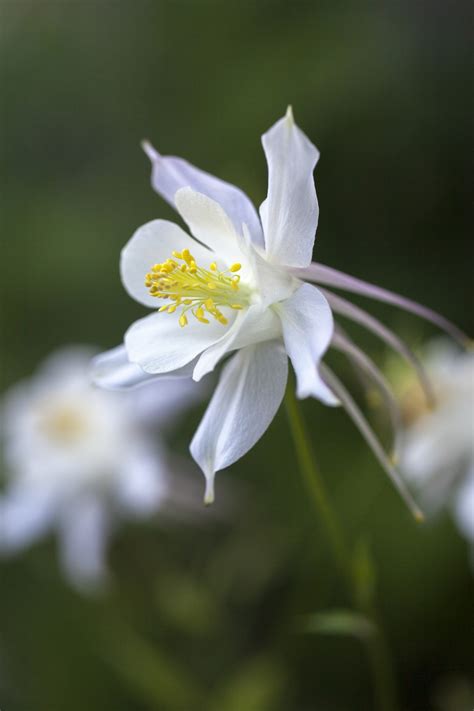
(91, 345), (196, 390)
(278, 283), (337, 404)
(121, 219), (212, 308)
(175, 187), (246, 266)
(193, 304), (281, 381)
(259, 107), (319, 268)
(116, 441), (168, 515)
(190, 341), (288, 503)
(143, 141), (264, 247)
(91, 345), (159, 389)
(241, 223), (297, 308)
(58, 497), (110, 592)
(0, 485), (57, 552)
(125, 311), (233, 374)
(38, 346), (98, 384)
(131, 373), (205, 427)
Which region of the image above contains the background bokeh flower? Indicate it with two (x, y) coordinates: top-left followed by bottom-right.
(0, 346), (206, 590)
(0, 346), (202, 592)
(395, 340), (474, 542)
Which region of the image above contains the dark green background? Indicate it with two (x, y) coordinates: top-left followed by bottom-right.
(0, 2), (472, 710)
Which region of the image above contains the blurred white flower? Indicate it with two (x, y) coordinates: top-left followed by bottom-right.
(93, 108), (467, 517)
(0, 346), (200, 591)
(399, 340), (474, 540)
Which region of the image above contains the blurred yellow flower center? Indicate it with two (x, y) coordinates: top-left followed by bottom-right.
(40, 406), (87, 443)
(145, 249), (250, 327)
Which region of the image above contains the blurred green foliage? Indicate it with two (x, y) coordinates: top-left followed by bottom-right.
(0, 1), (473, 710)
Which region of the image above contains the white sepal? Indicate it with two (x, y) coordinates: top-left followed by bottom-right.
(260, 107), (320, 268)
(190, 341), (288, 503)
(278, 283), (337, 404)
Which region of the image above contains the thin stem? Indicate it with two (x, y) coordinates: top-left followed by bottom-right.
(284, 382), (352, 587)
(284, 383), (399, 711)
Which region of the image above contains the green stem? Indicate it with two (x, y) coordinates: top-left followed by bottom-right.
(284, 383), (399, 711)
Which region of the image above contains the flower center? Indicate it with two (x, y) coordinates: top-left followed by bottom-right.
(40, 405), (88, 443)
(145, 249), (250, 327)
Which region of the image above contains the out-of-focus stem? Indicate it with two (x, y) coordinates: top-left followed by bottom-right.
(284, 382), (399, 711)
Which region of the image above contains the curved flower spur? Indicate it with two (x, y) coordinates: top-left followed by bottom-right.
(93, 108), (468, 515)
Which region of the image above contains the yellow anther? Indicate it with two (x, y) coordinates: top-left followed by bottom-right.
(182, 249), (196, 265)
(145, 248), (251, 327)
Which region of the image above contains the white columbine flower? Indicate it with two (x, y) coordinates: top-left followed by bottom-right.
(94, 108), (467, 516)
(0, 346), (199, 591)
(399, 340), (474, 541)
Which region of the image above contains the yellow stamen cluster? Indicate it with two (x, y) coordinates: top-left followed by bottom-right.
(144, 248), (248, 327)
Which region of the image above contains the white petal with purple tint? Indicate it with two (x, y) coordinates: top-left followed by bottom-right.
(143, 140), (264, 248)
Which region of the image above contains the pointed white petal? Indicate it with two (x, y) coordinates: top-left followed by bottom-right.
(259, 108), (319, 268)
(91, 345), (196, 390)
(125, 311), (233, 374)
(174, 187), (247, 266)
(190, 341), (288, 502)
(121, 219), (212, 308)
(142, 141), (264, 247)
(58, 497), (110, 592)
(278, 283), (337, 404)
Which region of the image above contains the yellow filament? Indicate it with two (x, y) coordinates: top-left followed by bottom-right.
(144, 250), (249, 327)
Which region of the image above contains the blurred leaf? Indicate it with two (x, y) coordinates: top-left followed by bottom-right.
(101, 624), (203, 711)
(302, 609), (375, 640)
(208, 656), (286, 711)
